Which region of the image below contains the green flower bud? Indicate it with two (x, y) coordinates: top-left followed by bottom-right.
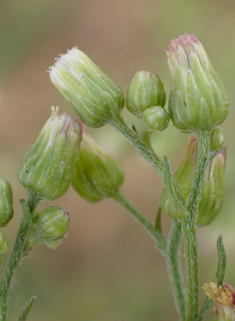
(160, 137), (226, 226)
(0, 178), (14, 227)
(126, 71), (166, 118)
(210, 127), (226, 153)
(0, 231), (8, 256)
(167, 34), (228, 132)
(72, 126), (124, 203)
(142, 106), (169, 133)
(18, 107), (82, 201)
(34, 206), (70, 243)
(49, 48), (124, 127)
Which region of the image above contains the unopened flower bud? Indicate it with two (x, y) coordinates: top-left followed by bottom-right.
(203, 282), (235, 321)
(49, 48), (124, 127)
(142, 106), (169, 133)
(126, 71), (166, 118)
(72, 127), (124, 203)
(18, 107), (81, 200)
(210, 127), (226, 153)
(0, 231), (8, 256)
(34, 206), (70, 243)
(0, 178), (14, 227)
(167, 34), (228, 132)
(160, 137), (226, 226)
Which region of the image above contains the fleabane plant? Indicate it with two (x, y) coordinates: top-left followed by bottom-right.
(0, 33), (231, 321)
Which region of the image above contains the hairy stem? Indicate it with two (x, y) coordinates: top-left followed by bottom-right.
(167, 220), (186, 321)
(113, 192), (167, 253)
(0, 191), (40, 321)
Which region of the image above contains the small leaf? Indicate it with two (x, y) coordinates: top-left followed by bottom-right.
(17, 296), (37, 321)
(215, 235), (226, 285)
(155, 207), (162, 233)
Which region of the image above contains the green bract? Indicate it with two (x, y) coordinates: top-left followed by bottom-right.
(167, 34), (228, 132)
(49, 48), (124, 127)
(160, 137), (226, 226)
(0, 178), (14, 227)
(17, 107), (82, 200)
(142, 106), (169, 133)
(72, 128), (124, 203)
(210, 127), (226, 153)
(0, 231), (8, 256)
(126, 71), (166, 118)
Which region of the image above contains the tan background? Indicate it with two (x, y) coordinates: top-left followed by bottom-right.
(1, 0), (235, 320)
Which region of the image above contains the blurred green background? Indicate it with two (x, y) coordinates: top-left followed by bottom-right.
(0, 0), (235, 320)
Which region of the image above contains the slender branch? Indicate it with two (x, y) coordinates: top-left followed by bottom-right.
(166, 220), (186, 321)
(112, 192), (167, 253)
(17, 296), (37, 321)
(109, 115), (164, 177)
(0, 192), (40, 321)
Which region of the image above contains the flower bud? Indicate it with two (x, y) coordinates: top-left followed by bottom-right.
(0, 231), (8, 256)
(72, 127), (124, 203)
(142, 106), (169, 133)
(203, 282), (235, 321)
(166, 34), (228, 132)
(49, 48), (124, 127)
(34, 206), (70, 243)
(210, 127), (226, 153)
(0, 178), (14, 227)
(160, 137), (226, 226)
(126, 71), (166, 118)
(18, 107), (82, 200)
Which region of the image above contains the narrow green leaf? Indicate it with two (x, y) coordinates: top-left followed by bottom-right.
(196, 235), (227, 321)
(155, 207), (162, 233)
(17, 296), (37, 321)
(163, 155), (186, 217)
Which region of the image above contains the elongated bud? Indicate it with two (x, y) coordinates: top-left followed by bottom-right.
(211, 127), (226, 153)
(72, 126), (124, 203)
(142, 106), (169, 133)
(34, 206), (70, 243)
(18, 107), (82, 200)
(167, 34), (228, 132)
(0, 231), (8, 256)
(0, 178), (14, 227)
(203, 282), (235, 321)
(49, 48), (124, 127)
(126, 71), (166, 118)
(160, 137), (226, 226)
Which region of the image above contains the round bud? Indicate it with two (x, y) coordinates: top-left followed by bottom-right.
(126, 71), (166, 118)
(0, 178), (14, 227)
(34, 206), (70, 243)
(210, 127), (226, 152)
(142, 106), (169, 133)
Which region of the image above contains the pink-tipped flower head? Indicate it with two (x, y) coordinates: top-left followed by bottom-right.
(166, 34), (228, 132)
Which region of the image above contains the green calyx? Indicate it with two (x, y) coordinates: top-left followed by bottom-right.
(17, 107), (82, 201)
(142, 106), (169, 133)
(49, 48), (124, 127)
(160, 137), (226, 226)
(0, 178), (14, 227)
(167, 34), (228, 132)
(72, 130), (124, 203)
(126, 71), (166, 118)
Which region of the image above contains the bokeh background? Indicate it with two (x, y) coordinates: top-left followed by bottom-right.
(1, 0), (235, 320)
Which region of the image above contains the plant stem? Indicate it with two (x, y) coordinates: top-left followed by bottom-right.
(113, 192), (167, 253)
(0, 191), (40, 321)
(167, 220), (186, 321)
(109, 115), (164, 177)
(181, 129), (210, 321)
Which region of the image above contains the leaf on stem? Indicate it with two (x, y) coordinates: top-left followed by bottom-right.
(17, 296), (37, 321)
(163, 155), (186, 218)
(155, 207), (162, 233)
